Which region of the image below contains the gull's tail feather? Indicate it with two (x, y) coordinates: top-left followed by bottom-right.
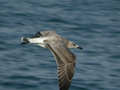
(21, 37), (29, 44)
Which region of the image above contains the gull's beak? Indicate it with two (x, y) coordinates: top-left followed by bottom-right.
(21, 37), (30, 44)
(77, 46), (83, 49)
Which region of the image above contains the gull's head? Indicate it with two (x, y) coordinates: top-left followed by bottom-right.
(21, 32), (47, 48)
(67, 41), (83, 49)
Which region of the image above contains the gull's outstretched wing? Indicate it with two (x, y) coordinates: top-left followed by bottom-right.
(46, 41), (76, 90)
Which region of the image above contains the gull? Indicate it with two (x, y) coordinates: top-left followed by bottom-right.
(21, 31), (82, 90)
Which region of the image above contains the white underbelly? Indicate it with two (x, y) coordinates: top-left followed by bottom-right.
(27, 37), (47, 48)
(37, 43), (46, 48)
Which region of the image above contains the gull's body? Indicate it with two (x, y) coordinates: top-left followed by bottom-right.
(21, 31), (82, 90)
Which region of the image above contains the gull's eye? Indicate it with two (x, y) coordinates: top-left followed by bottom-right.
(73, 43), (76, 46)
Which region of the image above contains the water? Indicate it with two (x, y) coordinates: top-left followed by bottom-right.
(0, 0), (120, 90)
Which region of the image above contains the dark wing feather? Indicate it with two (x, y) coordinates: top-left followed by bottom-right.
(46, 42), (76, 90)
(57, 63), (75, 90)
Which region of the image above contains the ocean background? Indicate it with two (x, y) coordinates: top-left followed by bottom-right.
(0, 0), (120, 90)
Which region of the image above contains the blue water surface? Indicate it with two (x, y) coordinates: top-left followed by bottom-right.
(0, 0), (120, 90)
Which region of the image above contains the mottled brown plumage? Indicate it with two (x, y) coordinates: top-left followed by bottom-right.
(21, 31), (82, 90)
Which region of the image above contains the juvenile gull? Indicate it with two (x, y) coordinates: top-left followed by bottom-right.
(21, 31), (82, 90)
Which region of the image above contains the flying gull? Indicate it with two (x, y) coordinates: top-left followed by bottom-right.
(21, 31), (82, 90)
